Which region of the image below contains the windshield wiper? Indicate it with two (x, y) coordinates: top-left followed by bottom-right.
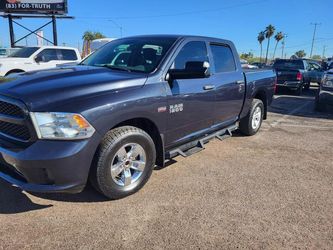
(98, 64), (132, 72)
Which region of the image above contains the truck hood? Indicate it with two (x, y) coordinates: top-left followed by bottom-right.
(0, 66), (148, 110)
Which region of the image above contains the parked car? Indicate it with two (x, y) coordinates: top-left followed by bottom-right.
(0, 46), (81, 76)
(0, 48), (20, 58)
(315, 69), (333, 111)
(251, 62), (266, 68)
(273, 59), (324, 95)
(0, 35), (276, 199)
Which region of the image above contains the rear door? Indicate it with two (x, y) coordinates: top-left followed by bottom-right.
(208, 43), (245, 126)
(165, 40), (216, 146)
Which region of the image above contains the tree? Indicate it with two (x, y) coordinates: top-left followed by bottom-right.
(272, 32), (284, 60)
(240, 52), (254, 60)
(257, 31), (265, 63)
(295, 50), (306, 58)
(311, 55), (321, 60)
(82, 31), (106, 57)
(264, 24), (276, 64)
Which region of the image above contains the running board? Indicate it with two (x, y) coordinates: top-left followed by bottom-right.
(166, 124), (238, 159)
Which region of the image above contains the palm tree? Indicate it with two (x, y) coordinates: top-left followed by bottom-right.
(264, 24), (275, 64)
(82, 31), (106, 57)
(257, 31), (265, 63)
(272, 32), (284, 60)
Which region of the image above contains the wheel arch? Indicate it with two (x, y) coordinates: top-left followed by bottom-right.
(109, 117), (164, 167)
(253, 89), (268, 119)
(5, 69), (25, 76)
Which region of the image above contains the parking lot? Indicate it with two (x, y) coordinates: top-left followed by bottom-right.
(0, 86), (332, 249)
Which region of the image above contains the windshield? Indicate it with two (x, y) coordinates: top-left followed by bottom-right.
(9, 47), (39, 58)
(81, 37), (177, 73)
(273, 60), (304, 70)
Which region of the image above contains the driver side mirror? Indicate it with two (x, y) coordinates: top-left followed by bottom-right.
(166, 61), (210, 82)
(35, 55), (43, 63)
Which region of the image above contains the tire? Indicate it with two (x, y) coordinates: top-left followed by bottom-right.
(295, 85), (303, 96)
(239, 99), (264, 136)
(315, 94), (326, 112)
(304, 82), (310, 90)
(90, 126), (156, 200)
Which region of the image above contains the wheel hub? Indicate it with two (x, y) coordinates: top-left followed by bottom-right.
(110, 143), (146, 187)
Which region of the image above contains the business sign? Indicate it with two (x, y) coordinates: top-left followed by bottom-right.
(0, 0), (68, 14)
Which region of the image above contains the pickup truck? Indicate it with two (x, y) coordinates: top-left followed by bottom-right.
(315, 69), (333, 111)
(273, 59), (324, 95)
(0, 35), (276, 199)
(0, 46), (81, 77)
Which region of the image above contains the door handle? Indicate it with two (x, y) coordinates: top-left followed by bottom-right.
(203, 85), (215, 90)
(236, 80), (245, 84)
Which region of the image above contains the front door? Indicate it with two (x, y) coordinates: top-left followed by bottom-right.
(164, 40), (215, 147)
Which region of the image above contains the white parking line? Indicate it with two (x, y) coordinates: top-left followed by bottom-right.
(269, 100), (313, 128)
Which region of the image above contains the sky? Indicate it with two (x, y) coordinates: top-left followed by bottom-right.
(0, 0), (332, 58)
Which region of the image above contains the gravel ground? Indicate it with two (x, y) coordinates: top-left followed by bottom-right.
(0, 87), (332, 249)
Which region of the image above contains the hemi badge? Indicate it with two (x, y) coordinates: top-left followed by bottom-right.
(158, 106), (167, 113)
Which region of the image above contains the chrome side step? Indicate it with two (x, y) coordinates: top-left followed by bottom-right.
(166, 124), (238, 159)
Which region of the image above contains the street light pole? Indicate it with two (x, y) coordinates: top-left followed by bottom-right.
(322, 45), (327, 59)
(310, 22), (321, 58)
(108, 19), (123, 38)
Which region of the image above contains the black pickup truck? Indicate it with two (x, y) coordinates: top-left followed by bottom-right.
(0, 35), (276, 199)
(273, 59), (324, 95)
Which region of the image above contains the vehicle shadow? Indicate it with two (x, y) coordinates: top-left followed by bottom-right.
(271, 87), (333, 119)
(0, 179), (53, 214)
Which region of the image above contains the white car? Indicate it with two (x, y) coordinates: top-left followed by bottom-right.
(0, 46), (81, 77)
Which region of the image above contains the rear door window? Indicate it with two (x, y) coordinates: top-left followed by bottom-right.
(60, 49), (78, 60)
(210, 44), (236, 73)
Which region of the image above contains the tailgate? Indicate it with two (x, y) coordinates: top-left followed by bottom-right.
(275, 69), (298, 84)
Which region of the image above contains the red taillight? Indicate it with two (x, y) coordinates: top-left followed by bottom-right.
(273, 78), (277, 93)
(296, 72), (302, 81)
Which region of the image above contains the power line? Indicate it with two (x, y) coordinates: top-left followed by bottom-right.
(310, 22), (321, 57)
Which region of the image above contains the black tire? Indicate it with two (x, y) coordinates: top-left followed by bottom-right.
(90, 126), (156, 200)
(295, 85), (303, 96)
(315, 94), (326, 112)
(304, 82), (310, 90)
(239, 99), (264, 136)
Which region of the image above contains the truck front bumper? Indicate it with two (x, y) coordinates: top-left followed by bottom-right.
(0, 134), (101, 194)
(318, 87), (333, 105)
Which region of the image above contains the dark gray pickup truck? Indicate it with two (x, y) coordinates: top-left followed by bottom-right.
(0, 35), (276, 199)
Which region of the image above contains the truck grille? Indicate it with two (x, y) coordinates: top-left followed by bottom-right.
(0, 97), (33, 143)
(0, 100), (25, 118)
(0, 121), (31, 141)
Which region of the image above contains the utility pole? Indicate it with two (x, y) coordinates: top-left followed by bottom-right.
(281, 34), (288, 59)
(310, 22), (321, 58)
(322, 45), (327, 59)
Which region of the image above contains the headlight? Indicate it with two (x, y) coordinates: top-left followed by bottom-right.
(30, 112), (95, 140)
(323, 80), (333, 87)
(323, 74), (333, 87)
